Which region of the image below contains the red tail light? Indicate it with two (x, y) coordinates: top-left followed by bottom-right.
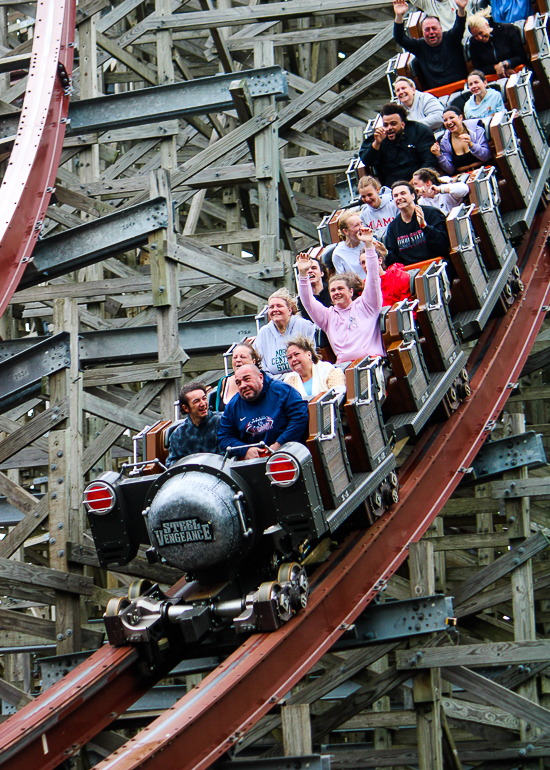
(266, 454), (300, 487)
(83, 481), (116, 515)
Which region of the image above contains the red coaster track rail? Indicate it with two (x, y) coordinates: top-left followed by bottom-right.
(0, 207), (548, 770)
(0, 0), (75, 318)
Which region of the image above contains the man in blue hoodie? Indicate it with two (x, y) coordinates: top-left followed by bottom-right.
(218, 365), (309, 460)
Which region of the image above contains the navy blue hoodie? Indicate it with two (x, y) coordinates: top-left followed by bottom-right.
(218, 374), (309, 458)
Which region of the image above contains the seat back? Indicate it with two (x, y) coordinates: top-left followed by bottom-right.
(306, 389), (354, 509)
(143, 420), (172, 473)
(382, 299), (432, 415)
(507, 69), (549, 168)
(525, 13), (550, 105)
(344, 357), (390, 473)
(414, 261), (461, 372)
(467, 166), (511, 270)
(490, 109), (532, 208)
(447, 203), (490, 309)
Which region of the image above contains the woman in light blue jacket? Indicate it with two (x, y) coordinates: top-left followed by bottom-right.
(431, 106), (492, 174)
(464, 70), (506, 119)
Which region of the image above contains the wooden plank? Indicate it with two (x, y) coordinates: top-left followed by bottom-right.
(0, 608), (104, 648)
(188, 228), (262, 246)
(82, 390), (158, 432)
(442, 697), (520, 733)
(452, 531), (549, 607)
(96, 29), (158, 85)
(0, 677), (33, 708)
(54, 184), (113, 216)
(487, 477), (550, 499)
(226, 21), (389, 49)
(82, 381), (165, 474)
(397, 641), (550, 670)
(429, 532), (510, 551)
(0, 556), (93, 596)
(442, 666), (550, 733)
(82, 361), (182, 387)
(67, 542), (182, 584)
(173, 238), (273, 299)
(0, 399), (69, 466)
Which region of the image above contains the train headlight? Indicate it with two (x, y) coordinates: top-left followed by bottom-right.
(83, 481), (116, 515)
(266, 453), (300, 487)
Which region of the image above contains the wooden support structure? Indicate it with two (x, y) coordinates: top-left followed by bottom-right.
(0, 3), (550, 770)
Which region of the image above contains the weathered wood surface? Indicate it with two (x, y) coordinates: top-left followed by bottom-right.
(397, 641), (550, 670)
(67, 541), (182, 584)
(0, 556), (93, 596)
(0, 608), (104, 648)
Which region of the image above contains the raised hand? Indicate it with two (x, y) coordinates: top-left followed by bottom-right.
(414, 205), (426, 229)
(431, 141), (441, 156)
(393, 0), (409, 19)
(458, 132), (473, 147)
(373, 124), (386, 149)
(357, 225), (374, 248)
(295, 252), (313, 276)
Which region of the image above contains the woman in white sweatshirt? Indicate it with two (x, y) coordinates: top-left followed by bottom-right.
(284, 335), (345, 400)
(412, 167), (469, 215)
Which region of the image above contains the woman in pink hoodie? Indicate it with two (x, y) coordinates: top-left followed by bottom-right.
(296, 226), (384, 366)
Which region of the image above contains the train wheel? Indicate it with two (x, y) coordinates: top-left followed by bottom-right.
(456, 369), (471, 400)
(278, 562), (309, 611)
(369, 487), (385, 519)
(258, 581), (292, 623)
(128, 579), (153, 601)
(105, 597), (130, 618)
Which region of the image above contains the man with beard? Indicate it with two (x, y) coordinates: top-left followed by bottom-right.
(393, 0), (469, 89)
(385, 181), (450, 267)
(218, 365), (309, 460)
(359, 103), (435, 187)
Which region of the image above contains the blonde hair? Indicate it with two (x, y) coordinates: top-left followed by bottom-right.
(467, 9), (492, 31)
(286, 335), (319, 364)
(394, 76), (416, 89)
(357, 175), (381, 192)
(337, 210), (361, 241)
(268, 287), (299, 316)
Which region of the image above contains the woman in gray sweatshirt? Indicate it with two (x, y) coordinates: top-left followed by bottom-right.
(255, 288), (316, 378)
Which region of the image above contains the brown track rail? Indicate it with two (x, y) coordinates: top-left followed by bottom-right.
(1, 186), (549, 769)
(0, 0), (75, 317)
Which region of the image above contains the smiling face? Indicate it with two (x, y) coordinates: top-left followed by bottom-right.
(360, 183), (381, 208)
(329, 279), (354, 309)
(394, 80), (415, 108)
(392, 184), (415, 210)
(234, 365), (264, 402)
(181, 388), (209, 425)
(443, 110), (463, 133)
(286, 344), (313, 379)
(382, 113), (405, 141)
(470, 19), (491, 43)
(422, 16), (443, 46)
(342, 214), (362, 240)
(412, 174), (432, 198)
(467, 73), (487, 99)
(232, 345), (254, 372)
(268, 297), (292, 329)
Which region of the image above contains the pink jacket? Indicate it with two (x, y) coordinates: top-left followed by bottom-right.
(298, 248), (384, 363)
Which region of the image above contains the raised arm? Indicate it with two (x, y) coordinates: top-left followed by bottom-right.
(357, 228), (383, 315)
(296, 253), (331, 331)
(393, 0), (422, 53)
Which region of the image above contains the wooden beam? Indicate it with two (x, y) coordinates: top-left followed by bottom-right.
(0, 556), (93, 596)
(442, 666), (550, 733)
(82, 361), (182, 387)
(82, 391), (153, 432)
(0, 608), (104, 649)
(0, 399), (69, 466)
(397, 641), (550, 670)
(67, 541), (182, 584)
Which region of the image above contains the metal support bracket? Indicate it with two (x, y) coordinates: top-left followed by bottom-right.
(67, 66), (288, 133)
(466, 430), (547, 483)
(0, 331), (70, 410)
(335, 594), (454, 647)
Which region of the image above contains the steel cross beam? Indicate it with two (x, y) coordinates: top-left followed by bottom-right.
(18, 198), (169, 289)
(0, 0), (76, 317)
(0, 315), (258, 364)
(80, 216), (550, 770)
(67, 66), (288, 134)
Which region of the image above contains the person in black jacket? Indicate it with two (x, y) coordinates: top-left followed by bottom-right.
(393, 0), (469, 89)
(468, 13), (527, 76)
(359, 103), (436, 188)
(296, 254), (331, 349)
(385, 181), (450, 266)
